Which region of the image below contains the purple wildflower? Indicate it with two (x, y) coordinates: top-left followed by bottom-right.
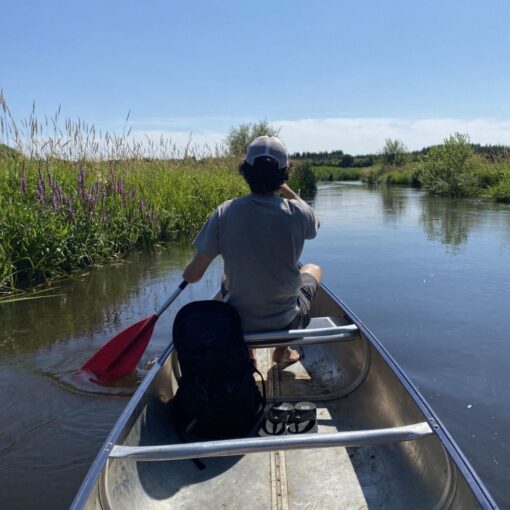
(115, 178), (125, 196)
(77, 166), (86, 194)
(83, 190), (96, 211)
(35, 168), (46, 204)
(64, 197), (74, 220)
(19, 175), (26, 193)
(50, 178), (63, 212)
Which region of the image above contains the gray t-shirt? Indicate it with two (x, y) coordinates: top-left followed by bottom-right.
(193, 194), (319, 332)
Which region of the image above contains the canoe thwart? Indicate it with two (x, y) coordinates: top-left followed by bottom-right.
(244, 322), (359, 348)
(109, 422), (433, 462)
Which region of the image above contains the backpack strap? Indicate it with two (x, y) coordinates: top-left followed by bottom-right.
(253, 365), (267, 408)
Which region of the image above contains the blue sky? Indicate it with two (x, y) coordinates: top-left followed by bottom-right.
(2, 0), (510, 153)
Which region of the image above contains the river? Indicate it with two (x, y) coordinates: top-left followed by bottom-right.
(1, 182), (509, 508)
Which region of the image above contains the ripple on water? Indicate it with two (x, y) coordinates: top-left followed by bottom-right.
(49, 368), (142, 397)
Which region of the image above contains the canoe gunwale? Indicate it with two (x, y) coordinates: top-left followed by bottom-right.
(70, 342), (175, 510)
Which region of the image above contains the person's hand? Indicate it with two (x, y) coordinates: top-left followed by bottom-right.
(278, 183), (298, 199)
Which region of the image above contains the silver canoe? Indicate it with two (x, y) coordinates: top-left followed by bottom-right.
(71, 283), (497, 509)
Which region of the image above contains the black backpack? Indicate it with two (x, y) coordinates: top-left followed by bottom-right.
(172, 300), (265, 441)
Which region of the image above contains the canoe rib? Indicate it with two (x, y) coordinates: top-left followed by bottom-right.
(109, 422), (433, 462)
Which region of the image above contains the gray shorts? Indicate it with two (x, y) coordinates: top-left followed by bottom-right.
(221, 273), (319, 331)
(285, 273), (319, 330)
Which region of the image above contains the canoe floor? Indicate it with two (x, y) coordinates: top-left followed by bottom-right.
(105, 317), (443, 509)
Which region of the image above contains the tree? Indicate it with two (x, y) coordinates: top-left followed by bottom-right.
(420, 133), (479, 197)
(339, 154), (354, 168)
(225, 121), (280, 157)
(382, 138), (407, 167)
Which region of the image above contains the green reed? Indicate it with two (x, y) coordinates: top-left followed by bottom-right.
(0, 94), (247, 291)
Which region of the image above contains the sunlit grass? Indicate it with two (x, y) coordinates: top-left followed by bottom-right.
(0, 94), (247, 291)
(312, 165), (365, 181)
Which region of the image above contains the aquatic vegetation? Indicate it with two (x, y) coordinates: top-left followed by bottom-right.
(0, 155), (248, 290)
(0, 96), (247, 291)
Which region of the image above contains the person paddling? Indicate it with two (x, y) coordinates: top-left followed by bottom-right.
(183, 135), (321, 365)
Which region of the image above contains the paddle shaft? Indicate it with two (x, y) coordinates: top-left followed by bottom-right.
(156, 280), (188, 317)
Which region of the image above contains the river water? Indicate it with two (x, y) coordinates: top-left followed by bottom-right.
(1, 182), (509, 508)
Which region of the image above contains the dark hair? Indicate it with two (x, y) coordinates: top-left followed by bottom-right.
(239, 156), (289, 194)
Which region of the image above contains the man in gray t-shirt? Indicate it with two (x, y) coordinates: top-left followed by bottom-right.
(183, 136), (321, 365)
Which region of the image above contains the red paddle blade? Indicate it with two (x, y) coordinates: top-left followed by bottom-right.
(81, 314), (158, 384)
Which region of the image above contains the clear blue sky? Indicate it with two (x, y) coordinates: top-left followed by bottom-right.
(2, 0), (510, 152)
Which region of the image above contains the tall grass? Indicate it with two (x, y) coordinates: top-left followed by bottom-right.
(365, 164), (421, 187)
(288, 160), (317, 194)
(312, 165), (364, 181)
(0, 95), (247, 291)
(481, 163), (510, 203)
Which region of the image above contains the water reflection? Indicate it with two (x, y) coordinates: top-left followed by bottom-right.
(0, 245), (193, 356)
(419, 196), (473, 251)
(417, 194), (510, 253)
(380, 186), (407, 226)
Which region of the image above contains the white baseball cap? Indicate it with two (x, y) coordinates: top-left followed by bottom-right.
(244, 135), (289, 169)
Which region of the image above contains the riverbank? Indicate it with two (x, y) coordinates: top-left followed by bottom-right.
(313, 160), (510, 202)
(0, 153), (245, 291)
(0, 151), (316, 293)
(311, 135), (510, 203)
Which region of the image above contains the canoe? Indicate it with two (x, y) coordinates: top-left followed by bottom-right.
(71, 282), (497, 509)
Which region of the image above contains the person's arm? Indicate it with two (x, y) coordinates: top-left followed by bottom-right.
(279, 183), (321, 228)
(182, 252), (213, 283)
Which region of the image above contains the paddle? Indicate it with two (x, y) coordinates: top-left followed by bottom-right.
(81, 281), (188, 384)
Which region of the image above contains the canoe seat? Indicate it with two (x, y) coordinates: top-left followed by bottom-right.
(244, 317), (359, 348)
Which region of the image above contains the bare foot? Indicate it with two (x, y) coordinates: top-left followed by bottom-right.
(272, 346), (300, 366)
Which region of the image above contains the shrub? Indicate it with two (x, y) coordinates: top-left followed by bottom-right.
(420, 133), (480, 197)
(288, 160), (317, 195)
(472, 162), (507, 189)
(225, 121), (280, 158)
(487, 175), (510, 203)
(339, 154), (354, 168)
(382, 139), (408, 167)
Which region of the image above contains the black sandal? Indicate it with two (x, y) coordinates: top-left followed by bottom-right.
(287, 402), (318, 434)
(258, 402), (294, 436)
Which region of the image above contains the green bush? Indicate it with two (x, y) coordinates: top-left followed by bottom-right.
(225, 121), (279, 157)
(487, 175), (510, 203)
(382, 139), (408, 167)
(472, 162), (508, 189)
(288, 160), (317, 195)
(420, 133), (480, 197)
(385, 170), (413, 185)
